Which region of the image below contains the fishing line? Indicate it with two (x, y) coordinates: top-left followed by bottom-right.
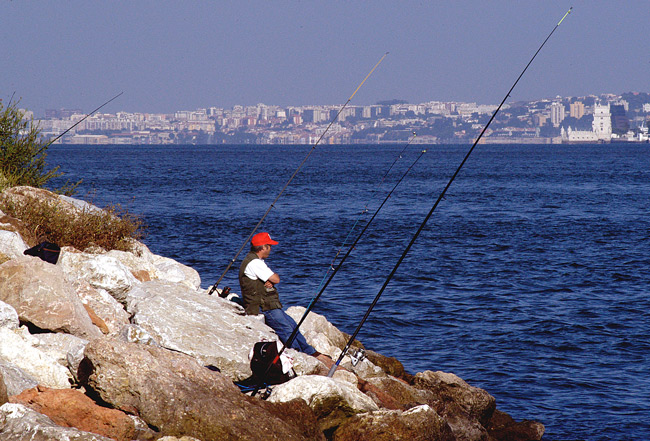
(35, 92), (124, 156)
(327, 7), (573, 377)
(208, 52), (389, 295)
(315, 131), (418, 293)
(277, 147), (427, 359)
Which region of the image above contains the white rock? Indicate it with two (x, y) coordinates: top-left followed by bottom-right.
(129, 280), (276, 379)
(0, 300), (19, 329)
(0, 230), (28, 260)
(73, 281), (130, 336)
(268, 374), (379, 414)
(0, 327), (72, 389)
(150, 254), (201, 289)
(59, 250), (137, 303)
(33, 333), (88, 378)
(0, 360), (38, 396)
(0, 403), (114, 440)
(286, 306), (347, 357)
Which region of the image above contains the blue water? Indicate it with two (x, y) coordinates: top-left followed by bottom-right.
(48, 144), (650, 440)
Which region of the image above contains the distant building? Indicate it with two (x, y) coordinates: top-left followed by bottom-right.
(561, 126), (598, 143)
(533, 113), (548, 127)
(592, 104), (612, 141)
(570, 102), (585, 119)
(610, 104), (629, 133)
(550, 102), (565, 127)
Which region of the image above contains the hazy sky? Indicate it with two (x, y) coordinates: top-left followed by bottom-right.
(2, 1), (647, 116)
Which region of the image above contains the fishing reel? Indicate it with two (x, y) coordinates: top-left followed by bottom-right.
(261, 386), (273, 400)
(347, 348), (367, 367)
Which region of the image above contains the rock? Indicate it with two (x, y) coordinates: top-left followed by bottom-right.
(0, 256), (103, 340)
(149, 254), (201, 290)
(0, 327), (72, 389)
(82, 336), (324, 441)
(32, 333), (88, 383)
(10, 385), (156, 441)
(157, 437), (201, 441)
(0, 403), (114, 440)
(127, 279), (278, 379)
(106, 244), (201, 290)
(72, 280), (130, 336)
(268, 375), (379, 432)
(486, 409), (545, 441)
(286, 306), (348, 356)
(364, 375), (428, 409)
(0, 300), (19, 329)
(333, 404), (455, 441)
(0, 371), (7, 405)
(2, 186), (72, 210)
(365, 349), (414, 382)
(414, 370), (496, 441)
(0, 230), (28, 260)
(0, 360), (39, 396)
(59, 250), (137, 304)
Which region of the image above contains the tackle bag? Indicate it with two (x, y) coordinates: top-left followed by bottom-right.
(249, 340), (295, 386)
(24, 241), (61, 264)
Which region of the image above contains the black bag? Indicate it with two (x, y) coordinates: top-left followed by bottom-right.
(250, 341), (294, 386)
(24, 241), (61, 264)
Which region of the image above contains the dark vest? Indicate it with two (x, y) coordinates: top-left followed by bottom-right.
(239, 252), (283, 315)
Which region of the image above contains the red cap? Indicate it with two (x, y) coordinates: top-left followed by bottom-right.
(251, 232), (279, 247)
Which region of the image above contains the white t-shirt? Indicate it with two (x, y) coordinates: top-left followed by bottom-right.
(244, 258), (274, 282)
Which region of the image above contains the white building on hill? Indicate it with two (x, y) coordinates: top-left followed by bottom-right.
(561, 103), (611, 143)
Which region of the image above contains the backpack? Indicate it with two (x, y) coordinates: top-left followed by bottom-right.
(249, 340), (295, 386)
(24, 241), (61, 264)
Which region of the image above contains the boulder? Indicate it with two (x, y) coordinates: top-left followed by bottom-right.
(32, 333), (88, 382)
(0, 360), (39, 396)
(59, 249), (137, 304)
(414, 370), (496, 441)
(0, 327), (72, 389)
(10, 385), (156, 441)
(2, 186), (71, 210)
(72, 280), (130, 336)
(81, 337), (324, 441)
(268, 375), (379, 431)
(486, 409), (545, 441)
(149, 254), (201, 290)
(364, 375), (428, 409)
(0, 403), (114, 440)
(105, 243), (200, 290)
(0, 230), (28, 260)
(0, 300), (19, 329)
(286, 306), (348, 356)
(0, 256), (103, 340)
(156, 437), (201, 441)
(332, 404), (455, 441)
(0, 371), (7, 405)
(127, 279), (279, 379)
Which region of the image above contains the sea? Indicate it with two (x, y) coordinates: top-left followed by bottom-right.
(48, 143), (650, 441)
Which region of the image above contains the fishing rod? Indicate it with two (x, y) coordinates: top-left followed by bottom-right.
(327, 7), (573, 377)
(208, 52), (389, 295)
(277, 147), (427, 359)
(35, 91), (124, 156)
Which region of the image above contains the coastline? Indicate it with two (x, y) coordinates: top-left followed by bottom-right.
(0, 186), (545, 441)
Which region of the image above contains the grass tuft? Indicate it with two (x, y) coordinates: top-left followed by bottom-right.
(0, 193), (145, 252)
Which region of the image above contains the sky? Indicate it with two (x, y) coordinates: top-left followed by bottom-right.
(2, 1), (648, 116)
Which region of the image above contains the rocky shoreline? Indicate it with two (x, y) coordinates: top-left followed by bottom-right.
(0, 186), (544, 441)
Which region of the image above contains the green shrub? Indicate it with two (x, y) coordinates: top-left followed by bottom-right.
(0, 193), (146, 252)
(0, 99), (79, 194)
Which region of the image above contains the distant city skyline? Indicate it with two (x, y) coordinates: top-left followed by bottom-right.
(3, 1), (648, 116)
